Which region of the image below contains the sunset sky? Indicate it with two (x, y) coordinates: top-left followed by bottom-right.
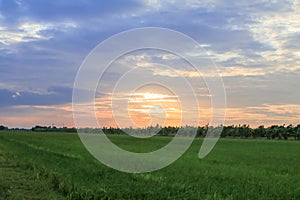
(0, 0), (300, 128)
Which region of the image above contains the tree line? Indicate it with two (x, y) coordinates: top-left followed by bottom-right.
(82, 124), (300, 140)
(1, 124), (300, 140)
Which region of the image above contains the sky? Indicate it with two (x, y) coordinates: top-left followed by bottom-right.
(0, 0), (300, 128)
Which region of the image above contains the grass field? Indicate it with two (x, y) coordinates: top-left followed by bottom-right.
(0, 131), (300, 199)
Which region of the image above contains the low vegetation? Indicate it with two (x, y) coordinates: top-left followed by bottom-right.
(0, 131), (300, 199)
(28, 124), (300, 140)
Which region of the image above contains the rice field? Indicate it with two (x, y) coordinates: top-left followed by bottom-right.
(0, 131), (300, 199)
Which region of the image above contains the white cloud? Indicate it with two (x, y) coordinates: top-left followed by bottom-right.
(0, 21), (77, 45)
(0, 23), (50, 45)
(12, 91), (21, 99)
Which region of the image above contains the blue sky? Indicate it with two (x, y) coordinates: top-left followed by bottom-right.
(0, 0), (299, 128)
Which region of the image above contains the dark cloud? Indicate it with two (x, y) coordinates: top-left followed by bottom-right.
(0, 86), (72, 107)
(0, 0), (142, 24)
(0, 0), (273, 93)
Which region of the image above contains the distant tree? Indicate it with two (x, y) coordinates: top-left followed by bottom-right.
(265, 127), (272, 139)
(257, 125), (266, 138)
(285, 124), (294, 140)
(197, 126), (204, 137)
(0, 125), (8, 130)
(269, 125), (279, 139)
(296, 126), (300, 140)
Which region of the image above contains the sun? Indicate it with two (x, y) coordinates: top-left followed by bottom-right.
(95, 84), (183, 128)
(143, 92), (166, 100)
(127, 87), (181, 127)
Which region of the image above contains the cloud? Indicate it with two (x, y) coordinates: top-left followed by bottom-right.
(223, 69), (300, 108)
(0, 86), (72, 107)
(0, 0), (299, 127)
(0, 21), (77, 45)
(225, 103), (300, 127)
(0, 0), (142, 23)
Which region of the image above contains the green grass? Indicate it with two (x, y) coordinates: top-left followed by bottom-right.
(0, 131), (300, 199)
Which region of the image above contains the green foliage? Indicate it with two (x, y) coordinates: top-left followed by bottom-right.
(86, 124), (300, 140)
(3, 123), (297, 140)
(0, 125), (8, 131)
(0, 131), (300, 199)
(31, 125), (77, 132)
